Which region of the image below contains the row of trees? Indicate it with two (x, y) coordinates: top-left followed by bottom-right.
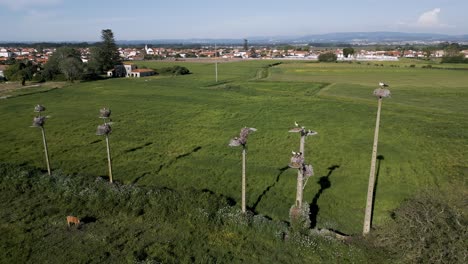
(4, 29), (120, 83)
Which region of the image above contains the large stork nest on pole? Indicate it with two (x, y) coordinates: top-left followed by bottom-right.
(32, 116), (46, 127)
(96, 123), (112, 135)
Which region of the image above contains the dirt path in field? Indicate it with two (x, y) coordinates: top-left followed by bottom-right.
(0, 82), (67, 98)
(316, 82), (336, 96)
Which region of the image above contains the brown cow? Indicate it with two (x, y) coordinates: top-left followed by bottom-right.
(67, 216), (80, 227)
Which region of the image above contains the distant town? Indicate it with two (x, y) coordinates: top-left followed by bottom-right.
(2, 39), (468, 82)
(2, 43), (468, 65)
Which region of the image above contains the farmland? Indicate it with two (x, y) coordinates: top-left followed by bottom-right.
(0, 60), (467, 262)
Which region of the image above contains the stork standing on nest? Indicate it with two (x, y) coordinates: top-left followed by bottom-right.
(379, 82), (389, 88)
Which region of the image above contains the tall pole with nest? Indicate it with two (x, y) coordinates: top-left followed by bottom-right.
(31, 104), (51, 176)
(215, 43), (218, 83)
(96, 108), (113, 183)
(288, 122), (317, 208)
(229, 127), (257, 213)
(363, 83), (391, 235)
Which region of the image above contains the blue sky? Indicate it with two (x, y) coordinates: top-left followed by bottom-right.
(0, 0), (467, 41)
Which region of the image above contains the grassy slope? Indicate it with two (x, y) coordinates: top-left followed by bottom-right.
(1, 164), (375, 263)
(0, 60), (466, 240)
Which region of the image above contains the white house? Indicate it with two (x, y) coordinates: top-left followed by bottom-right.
(0, 48), (13, 58)
(0, 65), (6, 80)
(462, 50), (468, 58)
(107, 63), (155, 78)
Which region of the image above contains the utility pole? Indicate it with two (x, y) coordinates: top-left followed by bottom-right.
(97, 108), (113, 183)
(289, 122), (317, 208)
(31, 105), (51, 176)
(215, 43), (218, 83)
(363, 84), (391, 235)
(229, 127), (257, 213)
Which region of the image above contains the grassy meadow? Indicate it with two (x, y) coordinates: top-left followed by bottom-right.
(0, 59), (467, 262)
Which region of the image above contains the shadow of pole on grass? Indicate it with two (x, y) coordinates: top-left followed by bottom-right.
(251, 166), (289, 212)
(370, 155), (384, 224)
(309, 165), (340, 228)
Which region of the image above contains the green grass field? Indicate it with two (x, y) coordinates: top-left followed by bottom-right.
(0, 59), (466, 262)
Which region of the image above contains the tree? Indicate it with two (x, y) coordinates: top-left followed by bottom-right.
(89, 29), (120, 73)
(422, 46), (435, 59)
(444, 42), (461, 57)
(59, 57), (84, 82)
(440, 43), (467, 63)
(3, 60), (36, 84)
(343, 47), (355, 58)
(318, 52), (337, 62)
(249, 47), (258, 58)
(371, 192), (466, 263)
(43, 46), (82, 81)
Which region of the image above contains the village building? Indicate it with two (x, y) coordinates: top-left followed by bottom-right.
(0, 48), (13, 58)
(107, 63), (155, 78)
(0, 65), (7, 80)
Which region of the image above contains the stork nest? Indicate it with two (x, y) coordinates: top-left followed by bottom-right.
(374, 88), (391, 98)
(34, 105), (46, 112)
(289, 153), (304, 169)
(96, 123), (112, 135)
(302, 164), (314, 177)
(229, 127), (256, 147)
(99, 108), (111, 118)
(32, 116), (46, 127)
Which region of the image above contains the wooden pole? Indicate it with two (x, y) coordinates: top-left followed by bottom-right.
(41, 127), (51, 176)
(106, 135), (113, 183)
(363, 97), (382, 235)
(215, 44), (218, 83)
(296, 134), (306, 208)
(242, 146), (246, 213)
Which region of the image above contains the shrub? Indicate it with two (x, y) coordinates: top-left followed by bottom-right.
(318, 53), (337, 62)
(289, 203), (311, 235)
(32, 73), (45, 83)
(441, 55), (468, 63)
(370, 192), (467, 264)
(158, 66), (190, 76)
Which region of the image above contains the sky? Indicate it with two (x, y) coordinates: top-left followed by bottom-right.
(0, 0), (467, 42)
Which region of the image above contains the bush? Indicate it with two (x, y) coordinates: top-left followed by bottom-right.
(289, 203), (311, 235)
(441, 55), (468, 63)
(32, 73), (45, 83)
(158, 66), (190, 76)
(370, 192), (467, 263)
(318, 53), (337, 62)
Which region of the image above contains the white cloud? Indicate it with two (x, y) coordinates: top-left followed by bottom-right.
(0, 0), (61, 10)
(417, 8), (441, 27)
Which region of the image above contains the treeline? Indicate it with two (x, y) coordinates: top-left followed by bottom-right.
(0, 42), (94, 49)
(2, 30), (120, 83)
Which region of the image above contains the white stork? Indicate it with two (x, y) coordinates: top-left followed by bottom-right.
(379, 82), (389, 88)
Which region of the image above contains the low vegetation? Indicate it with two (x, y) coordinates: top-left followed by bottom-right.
(0, 163), (380, 263)
(0, 59), (466, 262)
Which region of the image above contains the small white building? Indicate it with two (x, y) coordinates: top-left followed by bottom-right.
(145, 45), (154, 55)
(107, 63), (155, 78)
(0, 48), (13, 58)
